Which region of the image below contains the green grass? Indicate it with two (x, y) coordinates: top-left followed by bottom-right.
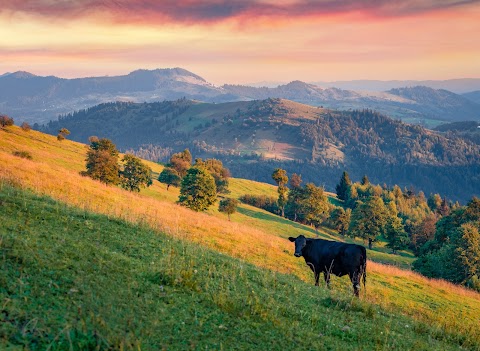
(1, 184), (477, 350)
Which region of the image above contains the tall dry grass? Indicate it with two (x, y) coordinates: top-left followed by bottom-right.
(1, 127), (480, 342)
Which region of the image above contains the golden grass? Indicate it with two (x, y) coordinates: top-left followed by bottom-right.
(1, 126), (480, 341)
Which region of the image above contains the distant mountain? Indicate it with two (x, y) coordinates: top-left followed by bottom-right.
(223, 81), (360, 102)
(41, 98), (480, 202)
(2, 68), (480, 125)
(463, 90), (480, 104)
(0, 68), (227, 124)
(386, 86), (480, 122)
(312, 78), (480, 94)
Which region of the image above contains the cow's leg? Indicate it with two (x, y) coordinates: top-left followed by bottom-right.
(323, 271), (331, 289)
(350, 271), (361, 297)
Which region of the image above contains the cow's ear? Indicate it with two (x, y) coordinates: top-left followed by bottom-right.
(288, 237), (296, 242)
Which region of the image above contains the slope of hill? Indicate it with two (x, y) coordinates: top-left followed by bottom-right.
(41, 98), (480, 202)
(387, 86), (480, 122)
(2, 68), (480, 125)
(463, 90), (480, 104)
(2, 126), (480, 349)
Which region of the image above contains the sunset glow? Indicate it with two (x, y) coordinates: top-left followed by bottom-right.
(1, 0), (479, 83)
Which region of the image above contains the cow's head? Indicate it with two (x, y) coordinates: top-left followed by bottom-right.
(288, 235), (310, 257)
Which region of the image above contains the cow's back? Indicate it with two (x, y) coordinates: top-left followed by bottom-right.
(307, 240), (365, 277)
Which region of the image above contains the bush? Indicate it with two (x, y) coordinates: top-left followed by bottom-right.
(12, 151), (33, 160)
(239, 194), (279, 214)
(0, 115), (14, 127)
(20, 122), (31, 132)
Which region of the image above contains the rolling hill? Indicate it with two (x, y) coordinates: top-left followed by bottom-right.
(1, 125), (480, 349)
(41, 98), (480, 202)
(463, 90), (480, 105)
(387, 86), (480, 122)
(2, 68), (480, 126)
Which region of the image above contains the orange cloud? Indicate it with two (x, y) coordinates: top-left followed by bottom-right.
(0, 1), (479, 83)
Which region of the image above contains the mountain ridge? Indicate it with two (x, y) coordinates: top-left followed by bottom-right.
(2, 68), (480, 125)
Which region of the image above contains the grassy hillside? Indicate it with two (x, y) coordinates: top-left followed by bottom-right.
(1, 184), (477, 350)
(40, 98), (480, 202)
(1, 126), (480, 349)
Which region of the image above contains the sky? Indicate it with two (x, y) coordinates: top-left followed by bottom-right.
(1, 0), (479, 84)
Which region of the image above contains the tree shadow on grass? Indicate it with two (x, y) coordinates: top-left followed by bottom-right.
(236, 206), (337, 240)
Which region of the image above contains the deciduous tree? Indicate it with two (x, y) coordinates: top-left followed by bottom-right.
(83, 137), (120, 185)
(272, 168), (288, 217)
(158, 167), (181, 190)
(178, 167), (217, 211)
(219, 198), (239, 221)
(349, 196), (388, 249)
(120, 154), (152, 192)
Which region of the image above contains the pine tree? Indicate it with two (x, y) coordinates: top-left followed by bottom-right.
(361, 175), (370, 186)
(335, 171), (352, 201)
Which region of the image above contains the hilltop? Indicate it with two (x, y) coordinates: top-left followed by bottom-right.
(1, 125), (480, 349)
(41, 98), (480, 202)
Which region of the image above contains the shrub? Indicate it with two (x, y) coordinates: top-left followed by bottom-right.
(0, 115), (14, 128)
(239, 194), (279, 214)
(20, 122), (31, 132)
(12, 151), (33, 160)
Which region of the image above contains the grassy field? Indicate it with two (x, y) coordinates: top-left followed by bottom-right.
(1, 184), (478, 350)
(1, 126), (480, 349)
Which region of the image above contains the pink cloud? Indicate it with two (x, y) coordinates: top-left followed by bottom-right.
(2, 0), (479, 24)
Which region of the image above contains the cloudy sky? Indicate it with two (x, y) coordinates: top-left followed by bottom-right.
(1, 0), (479, 84)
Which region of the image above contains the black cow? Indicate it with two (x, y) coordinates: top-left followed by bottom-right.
(288, 235), (367, 296)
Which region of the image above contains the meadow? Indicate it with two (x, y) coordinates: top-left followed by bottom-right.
(1, 126), (480, 349)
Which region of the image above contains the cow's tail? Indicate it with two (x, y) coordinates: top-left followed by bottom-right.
(362, 249), (367, 296)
